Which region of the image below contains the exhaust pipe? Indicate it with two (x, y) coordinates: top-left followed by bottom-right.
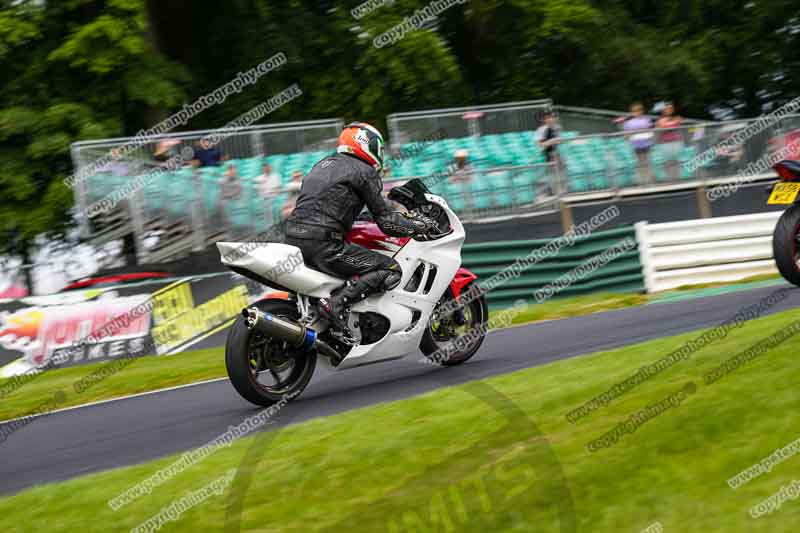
(243, 307), (343, 365)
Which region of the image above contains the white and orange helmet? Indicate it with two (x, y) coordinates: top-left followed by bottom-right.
(337, 122), (385, 170)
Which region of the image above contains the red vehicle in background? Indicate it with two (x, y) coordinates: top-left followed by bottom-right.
(767, 160), (800, 286)
(768, 129), (800, 160)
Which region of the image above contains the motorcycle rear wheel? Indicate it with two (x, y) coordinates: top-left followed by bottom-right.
(420, 283), (489, 366)
(225, 298), (316, 407)
(773, 203), (800, 287)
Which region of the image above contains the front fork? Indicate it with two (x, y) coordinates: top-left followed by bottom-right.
(437, 287), (467, 327)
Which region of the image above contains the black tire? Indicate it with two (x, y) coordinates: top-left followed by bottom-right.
(773, 204), (800, 287)
(420, 283), (489, 366)
(225, 299), (316, 407)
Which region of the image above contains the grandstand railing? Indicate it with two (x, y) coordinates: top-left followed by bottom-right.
(69, 106), (800, 265)
(551, 105), (704, 136)
(551, 116), (789, 194)
(387, 100), (554, 149)
(71, 119), (344, 262)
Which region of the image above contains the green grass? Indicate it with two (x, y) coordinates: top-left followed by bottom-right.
(0, 347), (225, 421)
(1, 307), (798, 532)
(665, 272), (782, 292)
(498, 291), (648, 326)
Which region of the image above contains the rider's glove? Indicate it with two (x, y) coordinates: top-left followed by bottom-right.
(404, 212), (439, 240)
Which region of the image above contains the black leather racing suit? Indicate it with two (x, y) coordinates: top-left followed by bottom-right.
(284, 153), (430, 328)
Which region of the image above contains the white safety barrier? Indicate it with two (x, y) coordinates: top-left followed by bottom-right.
(635, 212), (783, 293)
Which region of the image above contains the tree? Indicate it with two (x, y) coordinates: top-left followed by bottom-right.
(0, 0), (187, 287)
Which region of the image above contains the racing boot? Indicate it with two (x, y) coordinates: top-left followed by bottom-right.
(317, 273), (382, 336)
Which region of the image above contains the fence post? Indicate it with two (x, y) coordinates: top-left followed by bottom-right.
(559, 201), (573, 233)
(634, 221), (654, 293)
(696, 184), (713, 218)
(130, 187), (148, 264)
(191, 168), (206, 252)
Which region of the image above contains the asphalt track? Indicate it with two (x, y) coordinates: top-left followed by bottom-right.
(1, 282), (798, 497)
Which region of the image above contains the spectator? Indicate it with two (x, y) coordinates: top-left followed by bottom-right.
(220, 164), (242, 200)
(100, 148), (130, 177)
(449, 150), (473, 183)
(655, 101), (685, 181)
(218, 164), (242, 231)
(281, 170), (304, 219)
(153, 139), (182, 165)
(255, 163), (282, 225)
(449, 149), (478, 214)
(713, 124), (746, 175)
(255, 163), (281, 197)
(536, 112), (562, 164)
(192, 138), (227, 167)
(619, 102), (654, 184)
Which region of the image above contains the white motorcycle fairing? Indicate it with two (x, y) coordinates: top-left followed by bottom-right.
(217, 241), (342, 298)
(218, 193), (465, 370)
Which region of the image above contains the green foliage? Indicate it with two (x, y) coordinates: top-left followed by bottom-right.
(0, 0), (186, 246)
(1, 0), (798, 245)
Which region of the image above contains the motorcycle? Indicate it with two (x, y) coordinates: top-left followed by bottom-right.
(768, 160), (800, 286)
(216, 178), (488, 406)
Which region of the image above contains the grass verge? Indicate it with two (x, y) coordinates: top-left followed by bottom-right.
(0, 307), (798, 532)
(0, 347), (225, 422)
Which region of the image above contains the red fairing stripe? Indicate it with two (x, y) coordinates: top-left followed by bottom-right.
(346, 222), (410, 253)
(449, 268), (478, 299)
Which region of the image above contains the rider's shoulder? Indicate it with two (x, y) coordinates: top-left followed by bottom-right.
(331, 152), (378, 179)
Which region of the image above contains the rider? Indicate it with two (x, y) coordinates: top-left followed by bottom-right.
(284, 122), (437, 331)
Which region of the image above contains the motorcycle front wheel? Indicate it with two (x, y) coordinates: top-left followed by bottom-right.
(225, 298), (316, 407)
(420, 283), (489, 366)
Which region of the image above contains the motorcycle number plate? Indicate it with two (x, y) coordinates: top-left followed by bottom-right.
(767, 182), (800, 205)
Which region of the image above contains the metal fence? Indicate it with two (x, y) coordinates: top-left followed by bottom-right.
(71, 119), (344, 173)
(387, 100), (554, 150)
(552, 105), (703, 135)
(550, 115), (793, 194)
(66, 105), (800, 268)
(70, 119), (344, 263)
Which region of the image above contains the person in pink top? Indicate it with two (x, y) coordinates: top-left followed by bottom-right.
(655, 101), (684, 181)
